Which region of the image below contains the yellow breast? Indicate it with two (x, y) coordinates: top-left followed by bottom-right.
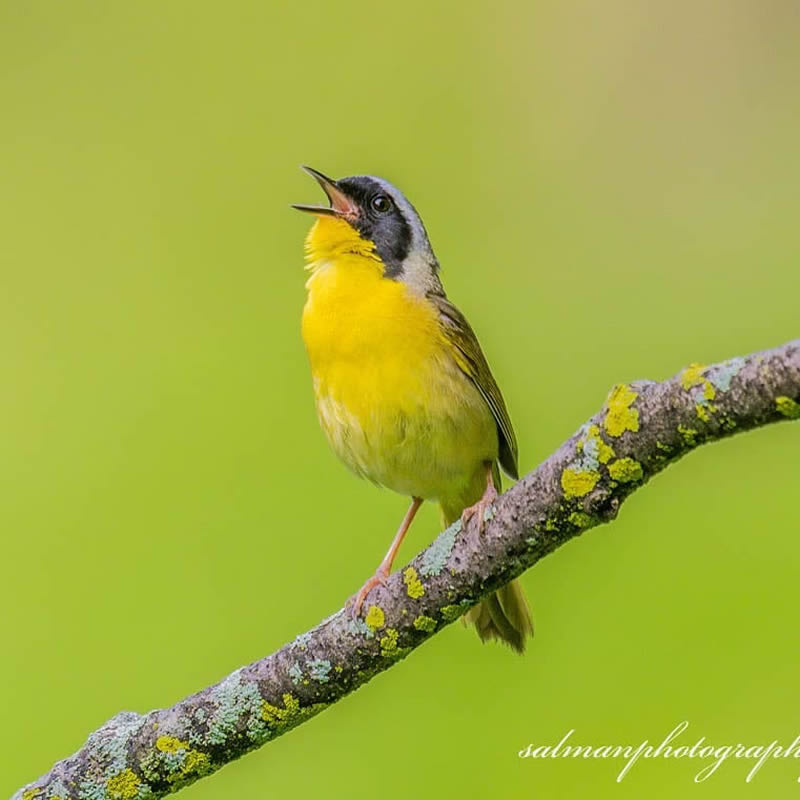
(300, 218), (497, 502)
(301, 247), (443, 433)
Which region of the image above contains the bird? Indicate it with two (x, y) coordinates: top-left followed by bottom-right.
(293, 166), (533, 653)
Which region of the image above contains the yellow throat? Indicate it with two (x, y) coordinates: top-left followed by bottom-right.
(301, 216), (443, 418)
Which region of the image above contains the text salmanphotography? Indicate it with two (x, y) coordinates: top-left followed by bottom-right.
(518, 721), (800, 783)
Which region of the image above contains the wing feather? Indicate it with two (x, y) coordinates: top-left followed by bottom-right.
(431, 294), (519, 479)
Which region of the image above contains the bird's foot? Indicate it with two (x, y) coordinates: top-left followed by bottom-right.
(351, 567), (390, 618)
(460, 483), (499, 535)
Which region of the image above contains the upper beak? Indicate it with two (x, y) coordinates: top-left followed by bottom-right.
(291, 166), (358, 218)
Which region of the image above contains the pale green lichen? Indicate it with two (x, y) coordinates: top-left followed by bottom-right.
(307, 658), (332, 683)
(44, 779), (70, 800)
(346, 617), (372, 638)
(288, 663), (303, 685)
(604, 384), (640, 437)
(76, 711), (146, 800)
(561, 467), (600, 498)
(680, 362), (724, 422)
(570, 424), (616, 488)
(695, 377), (717, 421)
(776, 396), (800, 419)
(581, 424), (615, 467)
(707, 357), (745, 392)
(420, 521), (460, 577)
(106, 770), (140, 800)
(291, 632), (312, 651)
(206, 668), (266, 745)
(607, 457), (643, 483)
(403, 567), (425, 599)
(413, 615), (437, 633)
(365, 605), (385, 632)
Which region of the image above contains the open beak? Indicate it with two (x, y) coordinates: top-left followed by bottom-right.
(291, 166), (359, 218)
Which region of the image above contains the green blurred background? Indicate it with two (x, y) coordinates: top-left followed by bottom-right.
(2, 1), (799, 797)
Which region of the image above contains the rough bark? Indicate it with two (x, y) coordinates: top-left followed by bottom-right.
(13, 339), (800, 800)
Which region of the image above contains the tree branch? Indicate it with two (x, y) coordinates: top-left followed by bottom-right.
(14, 339), (800, 800)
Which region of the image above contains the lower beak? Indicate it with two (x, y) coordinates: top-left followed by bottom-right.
(291, 166), (358, 218)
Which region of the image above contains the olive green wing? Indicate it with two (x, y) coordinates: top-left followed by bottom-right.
(432, 294), (519, 480)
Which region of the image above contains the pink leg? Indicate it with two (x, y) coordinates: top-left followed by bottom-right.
(352, 497), (423, 616)
(460, 462), (498, 534)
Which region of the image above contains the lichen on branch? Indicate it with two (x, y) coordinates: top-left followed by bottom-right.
(13, 339), (800, 800)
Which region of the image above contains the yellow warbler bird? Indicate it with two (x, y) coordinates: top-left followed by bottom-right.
(294, 167), (533, 652)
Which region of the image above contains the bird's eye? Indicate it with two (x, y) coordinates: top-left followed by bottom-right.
(370, 194), (392, 213)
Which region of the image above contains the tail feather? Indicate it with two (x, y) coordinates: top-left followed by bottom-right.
(464, 579), (534, 654)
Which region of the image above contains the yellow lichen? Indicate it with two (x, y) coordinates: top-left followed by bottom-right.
(379, 628), (399, 656)
(607, 457), (643, 483)
(681, 363), (707, 390)
(776, 396), (800, 419)
(156, 735), (186, 754)
(440, 604), (463, 622)
(413, 615), (437, 633)
(403, 567), (425, 599)
(22, 789), (43, 800)
(680, 364), (719, 421)
(182, 750), (211, 776)
(261, 693), (326, 734)
(262, 692), (301, 724)
(603, 384), (640, 437)
(155, 735), (210, 780)
(678, 424), (699, 446)
(106, 769), (140, 800)
(365, 605), (385, 632)
(585, 424), (615, 464)
(561, 467), (600, 498)
(568, 511), (592, 528)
